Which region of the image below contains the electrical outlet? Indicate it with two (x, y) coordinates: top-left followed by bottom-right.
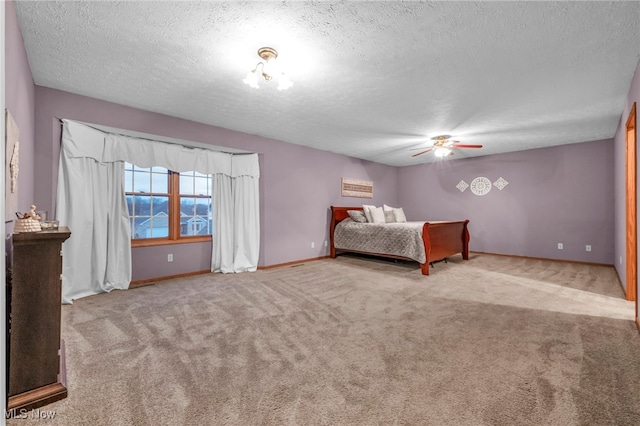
(324, 240), (328, 247)
(620, 256), (623, 265)
(311, 242), (315, 249)
(168, 254), (173, 262)
(557, 243), (563, 250)
(586, 245), (591, 252)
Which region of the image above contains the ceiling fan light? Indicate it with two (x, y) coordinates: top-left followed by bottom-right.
(434, 147), (451, 158)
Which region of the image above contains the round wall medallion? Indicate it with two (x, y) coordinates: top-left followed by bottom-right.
(470, 177), (492, 196)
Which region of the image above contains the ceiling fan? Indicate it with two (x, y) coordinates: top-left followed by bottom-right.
(412, 135), (483, 158)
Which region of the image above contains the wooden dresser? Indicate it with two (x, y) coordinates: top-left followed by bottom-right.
(6, 227), (71, 411)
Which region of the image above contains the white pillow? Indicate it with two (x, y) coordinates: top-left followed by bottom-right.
(370, 206), (386, 223)
(394, 208), (407, 223)
(384, 204), (407, 223)
(362, 204), (376, 222)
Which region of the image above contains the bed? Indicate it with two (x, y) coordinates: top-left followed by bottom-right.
(329, 206), (470, 275)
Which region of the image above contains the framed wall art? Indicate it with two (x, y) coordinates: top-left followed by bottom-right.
(341, 177), (373, 199)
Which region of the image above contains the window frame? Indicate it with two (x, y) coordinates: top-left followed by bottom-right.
(126, 166), (212, 248)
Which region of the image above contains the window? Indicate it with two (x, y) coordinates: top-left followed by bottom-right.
(178, 170), (213, 237)
(124, 162), (212, 246)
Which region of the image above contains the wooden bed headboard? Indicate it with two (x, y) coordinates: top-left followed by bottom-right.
(330, 206), (363, 223)
(329, 206), (363, 257)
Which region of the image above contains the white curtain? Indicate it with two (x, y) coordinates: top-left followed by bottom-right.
(211, 173), (233, 272)
(103, 134), (232, 174)
(211, 155), (261, 273)
(56, 120), (261, 303)
(231, 155), (260, 272)
(56, 123), (131, 303)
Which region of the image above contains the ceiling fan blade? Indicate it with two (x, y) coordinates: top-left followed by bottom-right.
(452, 144), (483, 149)
(411, 148), (433, 157)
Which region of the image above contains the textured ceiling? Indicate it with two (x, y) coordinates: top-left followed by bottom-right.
(14, 1), (640, 166)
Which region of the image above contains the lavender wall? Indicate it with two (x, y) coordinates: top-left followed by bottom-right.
(33, 87), (398, 280)
(613, 58), (640, 316)
(7, 0), (633, 291)
(4, 0), (34, 224)
(398, 140), (615, 264)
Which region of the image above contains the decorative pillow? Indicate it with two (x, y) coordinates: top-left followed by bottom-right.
(384, 204), (407, 223)
(394, 208), (407, 223)
(370, 206), (386, 223)
(347, 210), (367, 223)
(383, 209), (395, 223)
(362, 204), (376, 222)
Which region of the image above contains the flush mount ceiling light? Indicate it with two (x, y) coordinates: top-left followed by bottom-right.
(243, 47), (293, 91)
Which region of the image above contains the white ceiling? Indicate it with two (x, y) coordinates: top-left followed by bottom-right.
(14, 1), (640, 166)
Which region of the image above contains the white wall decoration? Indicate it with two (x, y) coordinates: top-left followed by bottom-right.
(493, 177), (509, 190)
(470, 177), (492, 196)
(5, 109), (20, 221)
(456, 180), (469, 192)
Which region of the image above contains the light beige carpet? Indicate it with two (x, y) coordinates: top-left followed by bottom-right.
(7, 253), (640, 425)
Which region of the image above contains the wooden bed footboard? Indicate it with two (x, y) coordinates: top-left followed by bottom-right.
(329, 206), (469, 275)
(421, 220), (470, 275)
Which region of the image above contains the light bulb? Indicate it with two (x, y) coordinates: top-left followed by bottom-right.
(243, 70), (260, 89)
(262, 58), (276, 80)
(434, 147), (451, 158)
(277, 74), (294, 91)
